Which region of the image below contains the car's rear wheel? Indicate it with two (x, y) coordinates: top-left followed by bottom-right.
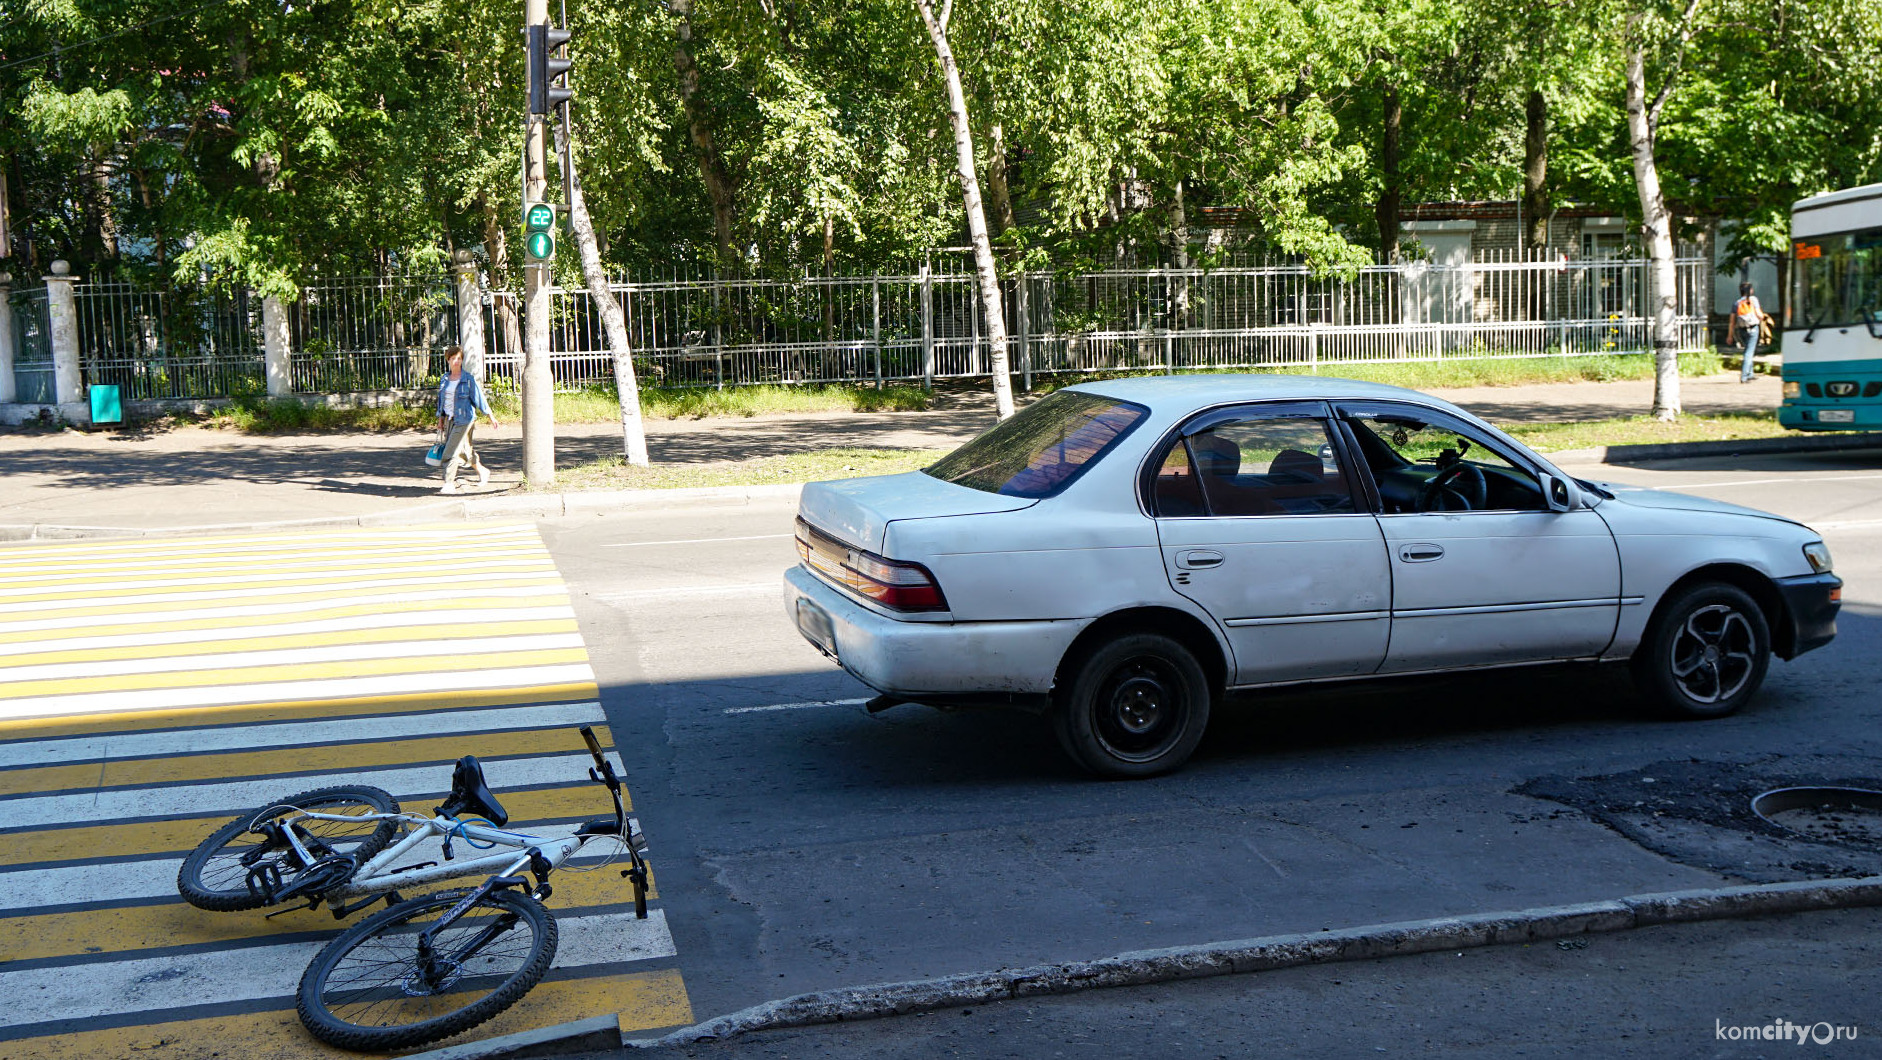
(1632, 581), (1771, 719)
(1054, 633), (1211, 778)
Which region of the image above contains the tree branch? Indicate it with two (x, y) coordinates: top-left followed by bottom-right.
(1647, 0), (1705, 128)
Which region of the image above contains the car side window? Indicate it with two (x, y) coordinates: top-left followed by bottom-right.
(1341, 408), (1547, 514)
(1153, 418), (1356, 517)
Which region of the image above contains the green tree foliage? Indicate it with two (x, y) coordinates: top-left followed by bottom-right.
(2, 0), (1877, 286)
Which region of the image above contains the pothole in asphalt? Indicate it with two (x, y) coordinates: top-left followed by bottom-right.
(1514, 757), (1882, 884)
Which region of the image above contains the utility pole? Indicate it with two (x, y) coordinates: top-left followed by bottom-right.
(521, 0), (556, 486)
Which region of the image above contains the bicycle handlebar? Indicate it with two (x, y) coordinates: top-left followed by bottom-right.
(578, 725), (605, 767)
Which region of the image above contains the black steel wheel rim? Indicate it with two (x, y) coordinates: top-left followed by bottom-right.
(1093, 655), (1187, 763)
(1669, 603), (1756, 704)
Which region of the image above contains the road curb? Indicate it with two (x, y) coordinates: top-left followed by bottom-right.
(401, 1015), (622, 1060)
(1548, 432), (1882, 465)
(598, 875), (1882, 1052)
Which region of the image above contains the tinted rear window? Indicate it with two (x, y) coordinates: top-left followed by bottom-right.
(924, 391), (1148, 498)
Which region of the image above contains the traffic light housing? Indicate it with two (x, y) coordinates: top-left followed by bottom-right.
(527, 23), (574, 116)
(523, 202), (556, 263)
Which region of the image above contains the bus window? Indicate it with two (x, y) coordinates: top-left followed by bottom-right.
(1796, 227), (1882, 328)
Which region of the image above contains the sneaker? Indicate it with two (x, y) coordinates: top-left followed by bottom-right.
(477, 466), (490, 486)
(440, 482), (460, 495)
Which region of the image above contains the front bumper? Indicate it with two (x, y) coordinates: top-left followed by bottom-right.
(1774, 572), (1841, 659)
(782, 565), (1083, 698)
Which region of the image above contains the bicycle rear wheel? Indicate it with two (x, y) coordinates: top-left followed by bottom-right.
(177, 786), (400, 912)
(298, 887), (558, 1051)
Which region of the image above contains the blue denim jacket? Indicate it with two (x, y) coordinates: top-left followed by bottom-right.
(438, 372), (493, 425)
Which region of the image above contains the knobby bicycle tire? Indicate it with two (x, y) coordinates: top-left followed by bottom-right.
(176, 785), (401, 912)
(297, 887), (558, 1052)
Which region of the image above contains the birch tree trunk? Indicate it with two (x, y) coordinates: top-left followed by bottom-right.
(558, 122), (649, 466)
(1625, 25), (1681, 421)
(914, 0), (1015, 419)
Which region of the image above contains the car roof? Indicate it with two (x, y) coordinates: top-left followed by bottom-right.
(1065, 372), (1455, 409)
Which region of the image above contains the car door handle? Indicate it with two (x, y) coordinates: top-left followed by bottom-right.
(1176, 549), (1225, 570)
(1398, 543), (1445, 563)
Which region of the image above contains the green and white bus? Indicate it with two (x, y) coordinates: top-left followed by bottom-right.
(1781, 182), (1882, 430)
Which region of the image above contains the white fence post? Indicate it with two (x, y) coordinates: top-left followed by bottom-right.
(920, 263), (934, 391)
(262, 295), (292, 397)
(0, 271), (15, 404)
(45, 261), (85, 419)
(454, 250), (486, 381)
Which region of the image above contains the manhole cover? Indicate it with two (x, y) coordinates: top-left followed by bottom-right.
(1752, 787), (1882, 847)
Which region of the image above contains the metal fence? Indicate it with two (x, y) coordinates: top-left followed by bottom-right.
(5, 250), (1713, 403)
(289, 275), (457, 392)
(70, 283), (264, 401)
(477, 250), (1711, 392)
(8, 286), (54, 403)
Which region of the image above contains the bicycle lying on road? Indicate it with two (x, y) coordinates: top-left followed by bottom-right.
(175, 726), (650, 1052)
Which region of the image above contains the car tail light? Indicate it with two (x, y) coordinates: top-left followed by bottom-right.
(796, 518), (948, 613)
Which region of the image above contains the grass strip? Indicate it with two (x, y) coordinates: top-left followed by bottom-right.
(550, 447), (949, 491)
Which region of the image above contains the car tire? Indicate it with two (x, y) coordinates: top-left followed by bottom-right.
(1054, 633), (1212, 778)
(1631, 581), (1771, 719)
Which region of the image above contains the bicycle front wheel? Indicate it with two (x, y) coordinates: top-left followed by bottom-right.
(297, 887), (558, 1052)
(177, 786), (401, 912)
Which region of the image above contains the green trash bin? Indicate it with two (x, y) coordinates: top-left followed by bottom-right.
(90, 384), (123, 425)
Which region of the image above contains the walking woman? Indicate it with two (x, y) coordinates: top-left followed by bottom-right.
(436, 346), (500, 494)
(1727, 282), (1766, 383)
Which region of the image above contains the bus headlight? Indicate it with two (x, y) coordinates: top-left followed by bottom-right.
(1783, 381), (1801, 399)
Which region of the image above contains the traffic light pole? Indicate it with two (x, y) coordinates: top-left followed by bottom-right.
(521, 0), (555, 487)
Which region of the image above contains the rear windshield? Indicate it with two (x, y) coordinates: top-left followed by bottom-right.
(924, 391), (1148, 498)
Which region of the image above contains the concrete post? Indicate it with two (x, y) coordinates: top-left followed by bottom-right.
(0, 271), (15, 404)
(45, 261), (85, 418)
(454, 249), (486, 381)
(262, 295), (292, 397)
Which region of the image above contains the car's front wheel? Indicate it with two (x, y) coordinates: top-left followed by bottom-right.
(1632, 581), (1771, 719)
(1054, 633), (1211, 778)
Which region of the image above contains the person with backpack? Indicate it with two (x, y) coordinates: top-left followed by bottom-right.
(1727, 282), (1766, 383)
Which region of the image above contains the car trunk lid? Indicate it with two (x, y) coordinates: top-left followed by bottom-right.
(797, 471), (1038, 552)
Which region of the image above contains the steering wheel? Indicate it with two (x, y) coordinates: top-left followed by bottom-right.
(1419, 462), (1487, 511)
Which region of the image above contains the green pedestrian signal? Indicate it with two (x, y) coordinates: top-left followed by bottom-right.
(523, 202), (556, 263)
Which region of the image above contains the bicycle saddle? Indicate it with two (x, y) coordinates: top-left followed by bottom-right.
(435, 755), (509, 826)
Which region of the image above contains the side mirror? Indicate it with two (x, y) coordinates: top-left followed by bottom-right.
(1540, 473), (1574, 512)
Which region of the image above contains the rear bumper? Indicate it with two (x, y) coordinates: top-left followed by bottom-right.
(1774, 572), (1841, 659)
(782, 565), (1082, 698)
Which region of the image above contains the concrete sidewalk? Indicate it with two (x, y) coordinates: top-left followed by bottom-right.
(0, 374), (1782, 535)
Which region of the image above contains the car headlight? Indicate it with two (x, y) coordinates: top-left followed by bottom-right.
(1783, 381), (1801, 399)
(1803, 541), (1834, 573)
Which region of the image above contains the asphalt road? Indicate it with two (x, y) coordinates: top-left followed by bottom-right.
(541, 446), (1882, 1033)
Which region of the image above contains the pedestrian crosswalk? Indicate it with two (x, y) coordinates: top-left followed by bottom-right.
(0, 524), (692, 1059)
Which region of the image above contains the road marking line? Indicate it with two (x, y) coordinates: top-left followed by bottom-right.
(0, 968), (693, 1058)
(0, 560), (561, 605)
(0, 702), (607, 769)
(0, 784), (617, 868)
(0, 523), (535, 569)
(0, 617), (579, 667)
(0, 568), (563, 614)
(0, 908), (675, 1029)
(0, 663), (598, 724)
(5, 753), (606, 829)
(0, 683), (601, 740)
(601, 533), (794, 548)
(0, 586), (571, 636)
(722, 697), (870, 714)
(0, 540), (548, 586)
(0, 830), (644, 919)
(0, 632), (586, 685)
(0, 724), (612, 797)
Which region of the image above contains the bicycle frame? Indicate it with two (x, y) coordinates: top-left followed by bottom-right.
(277, 813), (590, 898)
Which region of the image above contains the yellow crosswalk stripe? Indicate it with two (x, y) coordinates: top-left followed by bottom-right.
(0, 684), (600, 739)
(0, 969), (693, 1060)
(0, 523), (535, 570)
(0, 575), (567, 624)
(0, 594), (575, 647)
(0, 785), (620, 867)
(0, 646), (590, 698)
(0, 726), (615, 796)
(4, 868), (659, 964)
(0, 542), (551, 589)
(0, 561), (561, 606)
(0, 618), (580, 669)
